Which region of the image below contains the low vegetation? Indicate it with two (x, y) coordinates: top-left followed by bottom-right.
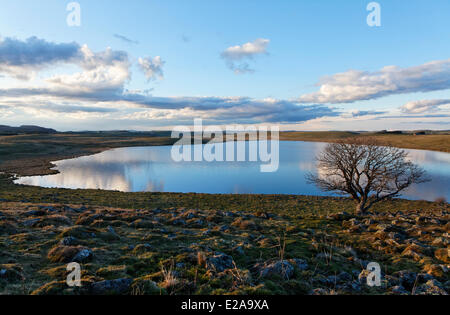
(0, 175), (448, 295)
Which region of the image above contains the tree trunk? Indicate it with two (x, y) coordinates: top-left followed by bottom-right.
(356, 202), (367, 215)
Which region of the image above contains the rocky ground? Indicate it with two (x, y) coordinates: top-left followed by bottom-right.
(0, 202), (448, 295)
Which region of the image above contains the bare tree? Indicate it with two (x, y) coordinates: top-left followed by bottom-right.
(307, 138), (428, 215)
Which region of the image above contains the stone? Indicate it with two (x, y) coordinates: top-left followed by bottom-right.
(289, 259), (309, 271)
(255, 260), (295, 280)
(432, 237), (448, 247)
(233, 246), (245, 255)
(72, 248), (93, 263)
(415, 280), (448, 295)
(393, 271), (417, 290)
(0, 265), (23, 281)
(423, 264), (448, 278)
(59, 236), (79, 246)
(206, 253), (234, 273)
(90, 278), (133, 295)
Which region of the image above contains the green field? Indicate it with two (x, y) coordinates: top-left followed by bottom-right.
(0, 174), (448, 295)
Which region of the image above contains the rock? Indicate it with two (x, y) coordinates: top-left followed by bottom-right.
(59, 236), (79, 246)
(0, 265), (23, 281)
(90, 278), (133, 295)
(423, 264), (448, 278)
(255, 260), (294, 280)
(38, 206), (57, 212)
(434, 248), (449, 263)
(233, 246), (245, 255)
(415, 280), (448, 295)
(73, 249), (93, 263)
(289, 259), (309, 271)
(206, 253), (235, 273)
(184, 213), (196, 220)
(432, 237), (448, 247)
(392, 271), (417, 290)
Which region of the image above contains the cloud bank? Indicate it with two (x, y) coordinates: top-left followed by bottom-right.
(299, 59), (450, 104)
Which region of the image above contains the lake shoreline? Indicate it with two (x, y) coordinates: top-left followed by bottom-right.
(1, 132), (449, 177)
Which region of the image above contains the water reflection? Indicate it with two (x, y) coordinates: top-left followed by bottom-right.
(15, 141), (450, 201)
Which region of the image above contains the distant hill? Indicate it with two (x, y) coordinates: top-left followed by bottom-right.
(0, 125), (57, 135)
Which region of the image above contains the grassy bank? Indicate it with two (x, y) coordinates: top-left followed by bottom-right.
(0, 174), (448, 295)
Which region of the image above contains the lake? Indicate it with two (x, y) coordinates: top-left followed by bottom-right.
(14, 141), (450, 202)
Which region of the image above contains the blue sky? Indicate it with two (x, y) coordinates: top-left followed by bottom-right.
(0, 0), (449, 131)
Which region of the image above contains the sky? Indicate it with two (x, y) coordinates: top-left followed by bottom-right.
(0, 0), (449, 131)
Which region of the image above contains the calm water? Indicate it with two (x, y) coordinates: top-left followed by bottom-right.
(15, 141), (450, 201)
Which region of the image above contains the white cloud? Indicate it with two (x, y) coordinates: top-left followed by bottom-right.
(221, 38), (270, 74)
(400, 99), (450, 114)
(138, 56), (165, 81)
(299, 59), (450, 104)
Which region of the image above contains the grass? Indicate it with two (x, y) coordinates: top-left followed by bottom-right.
(279, 131), (450, 153)
(0, 174), (448, 295)
(0, 174), (441, 216)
